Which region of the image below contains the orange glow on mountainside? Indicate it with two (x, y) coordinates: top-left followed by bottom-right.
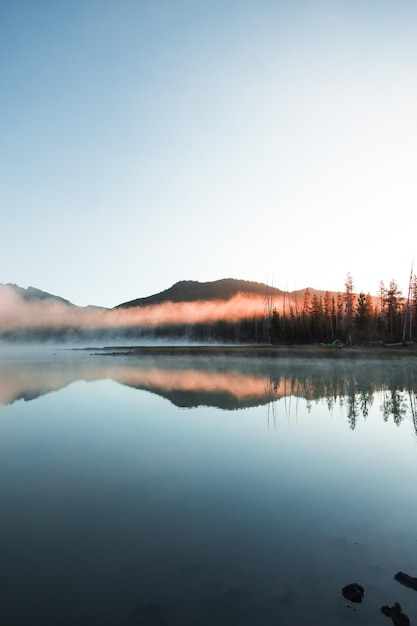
(0, 286), (303, 330)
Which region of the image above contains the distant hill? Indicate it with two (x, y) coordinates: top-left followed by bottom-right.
(291, 286), (338, 298)
(115, 279), (284, 309)
(1, 283), (73, 306)
(0, 283), (108, 310)
(1, 279), (345, 313)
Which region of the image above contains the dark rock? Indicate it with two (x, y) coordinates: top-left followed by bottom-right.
(395, 571), (417, 591)
(342, 583), (365, 603)
(381, 602), (410, 626)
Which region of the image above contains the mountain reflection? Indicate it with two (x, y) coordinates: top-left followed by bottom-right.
(1, 353), (417, 430)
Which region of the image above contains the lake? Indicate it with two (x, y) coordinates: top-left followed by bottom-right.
(1, 346), (417, 625)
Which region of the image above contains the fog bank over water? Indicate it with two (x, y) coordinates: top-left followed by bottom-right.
(0, 283), (315, 345)
(0, 284), (275, 331)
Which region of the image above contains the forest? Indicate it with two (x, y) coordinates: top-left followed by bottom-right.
(148, 272), (417, 346)
(2, 273), (417, 346)
(266, 273), (417, 346)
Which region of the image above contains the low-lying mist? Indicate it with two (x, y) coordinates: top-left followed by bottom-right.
(0, 285), (296, 343)
(0, 287), (287, 328)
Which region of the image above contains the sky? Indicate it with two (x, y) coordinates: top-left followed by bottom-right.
(1, 0), (417, 308)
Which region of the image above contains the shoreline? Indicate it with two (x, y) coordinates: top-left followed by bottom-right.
(86, 343), (417, 359)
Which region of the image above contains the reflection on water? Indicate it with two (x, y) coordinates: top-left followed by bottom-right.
(1, 349), (417, 625)
(1, 350), (417, 430)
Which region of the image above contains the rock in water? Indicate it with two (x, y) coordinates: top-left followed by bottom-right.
(395, 571), (417, 591)
(381, 602), (410, 626)
(342, 583), (365, 603)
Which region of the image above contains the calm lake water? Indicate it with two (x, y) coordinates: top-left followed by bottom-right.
(1, 347), (417, 625)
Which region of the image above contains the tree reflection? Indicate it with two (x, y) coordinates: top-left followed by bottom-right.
(2, 354), (417, 434)
(380, 389), (408, 426)
(408, 389), (417, 432)
(360, 391), (373, 418)
(252, 359), (417, 432)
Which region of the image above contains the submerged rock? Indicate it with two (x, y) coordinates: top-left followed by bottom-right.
(395, 571), (417, 591)
(342, 583), (365, 603)
(381, 602), (410, 626)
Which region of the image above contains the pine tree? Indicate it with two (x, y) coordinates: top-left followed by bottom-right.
(324, 291), (333, 339)
(355, 292), (372, 341)
(344, 273), (355, 342)
(336, 292), (344, 336)
(411, 275), (417, 338)
(385, 279), (402, 339)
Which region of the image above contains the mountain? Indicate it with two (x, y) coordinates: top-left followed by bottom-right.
(1, 280), (340, 311)
(0, 283), (108, 310)
(115, 278), (284, 308)
(1, 283), (73, 305)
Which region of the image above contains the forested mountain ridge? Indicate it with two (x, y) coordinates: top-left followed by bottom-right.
(0, 279), (334, 310)
(1, 276), (416, 344)
(116, 279), (298, 308)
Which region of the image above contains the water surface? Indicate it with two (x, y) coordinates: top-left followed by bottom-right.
(1, 348), (417, 625)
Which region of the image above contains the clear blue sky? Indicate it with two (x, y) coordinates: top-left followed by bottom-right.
(1, 0), (416, 307)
